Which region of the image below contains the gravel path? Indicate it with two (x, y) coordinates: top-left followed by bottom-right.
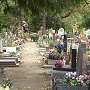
(1, 42), (51, 90)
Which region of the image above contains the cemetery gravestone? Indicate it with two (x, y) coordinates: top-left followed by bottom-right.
(3, 47), (17, 53)
(82, 54), (88, 74)
(71, 43), (77, 69)
(58, 28), (64, 37)
(63, 34), (67, 52)
(86, 55), (90, 72)
(77, 42), (86, 74)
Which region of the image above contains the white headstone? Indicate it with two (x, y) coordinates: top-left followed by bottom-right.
(72, 43), (77, 49)
(58, 28), (64, 36)
(3, 47), (16, 52)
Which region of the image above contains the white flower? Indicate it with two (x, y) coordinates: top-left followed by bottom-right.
(72, 77), (75, 79)
(81, 80), (84, 84)
(74, 72), (77, 75)
(65, 73), (69, 77)
(76, 77), (79, 80)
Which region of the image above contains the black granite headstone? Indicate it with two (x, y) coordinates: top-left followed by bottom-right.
(71, 49), (76, 69)
(70, 43), (77, 69)
(63, 34), (67, 52)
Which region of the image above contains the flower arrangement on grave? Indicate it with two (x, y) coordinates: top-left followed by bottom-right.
(30, 33), (38, 42)
(86, 47), (90, 55)
(54, 42), (64, 53)
(58, 72), (90, 86)
(55, 60), (64, 68)
(46, 49), (64, 68)
(48, 40), (56, 48)
(47, 50), (64, 60)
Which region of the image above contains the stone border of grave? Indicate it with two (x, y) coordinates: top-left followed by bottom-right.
(51, 71), (90, 90)
(0, 46), (20, 73)
(54, 85), (89, 90)
(50, 41), (90, 90)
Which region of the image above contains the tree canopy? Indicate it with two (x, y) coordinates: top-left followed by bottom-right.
(0, 0), (89, 33)
(0, 0), (88, 15)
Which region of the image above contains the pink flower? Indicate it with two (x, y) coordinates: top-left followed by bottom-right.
(87, 75), (90, 79)
(55, 60), (63, 66)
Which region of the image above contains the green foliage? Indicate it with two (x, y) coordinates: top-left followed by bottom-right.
(80, 9), (90, 29)
(30, 34), (38, 41)
(86, 46), (90, 55)
(3, 77), (12, 88)
(1, 0), (88, 16)
(46, 13), (61, 30)
(49, 40), (56, 47)
(10, 52), (16, 57)
(0, 13), (13, 30)
(0, 0), (88, 34)
(28, 12), (73, 32)
(61, 22), (72, 33)
(15, 0), (88, 15)
(29, 14), (42, 32)
(59, 72), (90, 86)
(0, 0), (21, 34)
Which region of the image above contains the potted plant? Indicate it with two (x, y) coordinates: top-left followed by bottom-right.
(10, 52), (16, 57)
(2, 77), (12, 89)
(49, 40), (56, 49)
(45, 44), (50, 51)
(55, 60), (63, 68)
(0, 77), (12, 90)
(53, 72), (90, 90)
(46, 50), (64, 66)
(54, 42), (64, 54)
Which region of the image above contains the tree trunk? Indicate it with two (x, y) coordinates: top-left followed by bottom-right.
(42, 11), (46, 35)
(21, 8), (26, 21)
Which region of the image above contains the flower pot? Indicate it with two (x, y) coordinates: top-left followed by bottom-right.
(55, 64), (62, 68)
(47, 59), (55, 65)
(45, 45), (50, 51)
(55, 60), (63, 68)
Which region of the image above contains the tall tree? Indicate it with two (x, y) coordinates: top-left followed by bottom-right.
(0, 0), (89, 33)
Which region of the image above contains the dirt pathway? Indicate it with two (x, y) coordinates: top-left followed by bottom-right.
(3, 42), (51, 90)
